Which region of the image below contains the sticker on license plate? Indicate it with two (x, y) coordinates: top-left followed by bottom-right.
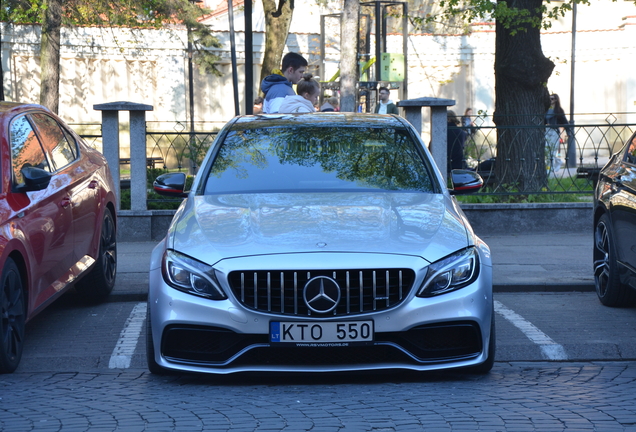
(270, 321), (374, 346)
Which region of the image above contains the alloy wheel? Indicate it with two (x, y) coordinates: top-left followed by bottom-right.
(0, 259), (25, 373)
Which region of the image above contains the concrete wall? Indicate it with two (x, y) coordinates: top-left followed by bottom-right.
(460, 203), (592, 237)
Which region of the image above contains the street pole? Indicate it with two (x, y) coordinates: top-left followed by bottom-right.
(188, 31), (195, 143)
(245, 0), (253, 114)
(227, 0), (240, 116)
(567, 2), (577, 168)
(187, 0), (201, 173)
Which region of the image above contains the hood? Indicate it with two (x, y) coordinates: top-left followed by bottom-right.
(168, 192), (470, 266)
(261, 74), (292, 94)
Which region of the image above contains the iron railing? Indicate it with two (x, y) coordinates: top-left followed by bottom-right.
(77, 118), (636, 205)
(457, 120), (634, 197)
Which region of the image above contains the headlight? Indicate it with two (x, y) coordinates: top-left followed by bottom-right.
(161, 250), (226, 300)
(417, 247), (479, 297)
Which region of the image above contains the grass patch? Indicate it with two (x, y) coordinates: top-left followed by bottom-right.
(456, 176), (595, 204)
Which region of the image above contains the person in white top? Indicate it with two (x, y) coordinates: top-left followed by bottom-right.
(278, 74), (320, 113)
(374, 87), (399, 115)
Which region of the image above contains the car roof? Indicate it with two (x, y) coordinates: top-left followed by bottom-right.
(230, 113), (408, 130)
(0, 102), (50, 116)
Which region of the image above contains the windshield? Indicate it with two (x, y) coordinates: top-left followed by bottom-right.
(202, 126), (436, 195)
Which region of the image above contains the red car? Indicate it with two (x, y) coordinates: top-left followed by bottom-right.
(0, 102), (117, 373)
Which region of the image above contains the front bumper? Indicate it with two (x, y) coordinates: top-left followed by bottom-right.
(148, 249), (493, 374)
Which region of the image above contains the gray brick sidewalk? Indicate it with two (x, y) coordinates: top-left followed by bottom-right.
(0, 362), (634, 431)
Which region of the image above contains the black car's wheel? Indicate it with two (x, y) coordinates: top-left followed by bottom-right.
(76, 208), (117, 302)
(594, 214), (636, 307)
(146, 304), (168, 375)
(0, 258), (25, 374)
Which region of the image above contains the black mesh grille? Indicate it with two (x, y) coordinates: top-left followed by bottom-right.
(227, 268), (415, 317)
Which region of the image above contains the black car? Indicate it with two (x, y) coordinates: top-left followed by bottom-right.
(593, 131), (636, 306)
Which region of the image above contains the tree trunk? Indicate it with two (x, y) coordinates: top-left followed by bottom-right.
(40, 0), (62, 113)
(259, 0), (293, 90)
(340, 0), (360, 112)
(493, 0), (554, 192)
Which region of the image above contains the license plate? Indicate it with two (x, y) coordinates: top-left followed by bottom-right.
(270, 321), (374, 346)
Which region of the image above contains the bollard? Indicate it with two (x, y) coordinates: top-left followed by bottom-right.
(398, 97), (455, 182)
(94, 101), (154, 211)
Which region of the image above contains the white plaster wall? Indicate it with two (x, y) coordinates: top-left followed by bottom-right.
(1, 1), (635, 129)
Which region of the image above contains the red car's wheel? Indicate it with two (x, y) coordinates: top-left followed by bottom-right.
(76, 208), (117, 302)
(0, 258), (25, 374)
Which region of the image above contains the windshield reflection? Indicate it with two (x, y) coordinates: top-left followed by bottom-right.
(204, 126), (435, 194)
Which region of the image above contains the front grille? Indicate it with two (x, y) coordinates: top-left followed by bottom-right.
(378, 322), (482, 360)
(162, 325), (267, 363)
(227, 268), (416, 317)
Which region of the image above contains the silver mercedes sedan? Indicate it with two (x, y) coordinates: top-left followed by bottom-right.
(147, 113), (494, 375)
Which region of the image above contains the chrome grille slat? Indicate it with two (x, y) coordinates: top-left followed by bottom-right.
(280, 272), (284, 313)
(267, 272), (271, 312)
(386, 270), (390, 308)
(253, 273), (258, 309)
(228, 268), (416, 318)
(240, 273), (245, 302)
(373, 271), (377, 311)
(346, 271), (350, 314)
(294, 272), (298, 315)
(359, 271), (363, 312)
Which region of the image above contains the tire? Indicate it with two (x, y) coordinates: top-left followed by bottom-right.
(146, 304), (168, 375)
(0, 258), (26, 374)
(76, 208), (117, 302)
(463, 313), (495, 374)
(594, 214), (636, 307)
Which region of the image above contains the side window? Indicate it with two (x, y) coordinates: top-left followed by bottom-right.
(625, 135), (636, 165)
(9, 116), (51, 185)
(30, 113), (77, 171)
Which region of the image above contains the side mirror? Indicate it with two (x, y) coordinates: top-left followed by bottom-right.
(449, 169), (483, 195)
(153, 172), (188, 197)
(14, 166), (52, 193)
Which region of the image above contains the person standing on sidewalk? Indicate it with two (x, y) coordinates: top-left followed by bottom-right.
(260, 52), (308, 114)
(374, 87), (399, 114)
(545, 93), (568, 172)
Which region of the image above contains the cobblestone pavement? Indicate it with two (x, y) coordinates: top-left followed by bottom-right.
(2, 362), (636, 431)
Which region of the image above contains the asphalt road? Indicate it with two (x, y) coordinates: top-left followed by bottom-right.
(2, 291), (636, 431)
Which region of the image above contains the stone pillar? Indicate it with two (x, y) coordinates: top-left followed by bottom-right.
(397, 97), (456, 182)
(98, 110), (120, 204)
(94, 101), (154, 211)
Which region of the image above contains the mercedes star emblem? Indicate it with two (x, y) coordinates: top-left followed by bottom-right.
(303, 276), (341, 313)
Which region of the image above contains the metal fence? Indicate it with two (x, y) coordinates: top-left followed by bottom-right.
(458, 120), (635, 199)
(77, 118), (635, 201)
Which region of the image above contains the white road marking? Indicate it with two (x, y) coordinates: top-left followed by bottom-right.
(109, 302), (147, 369)
(494, 300), (568, 360)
